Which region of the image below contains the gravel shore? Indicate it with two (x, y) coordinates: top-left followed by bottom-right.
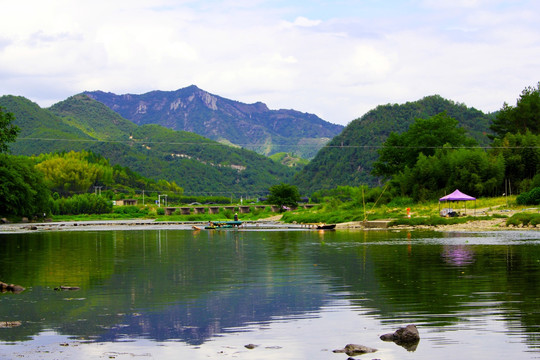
(1, 214), (538, 233)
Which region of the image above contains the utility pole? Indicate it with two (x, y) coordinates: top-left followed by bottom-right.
(158, 194), (168, 207)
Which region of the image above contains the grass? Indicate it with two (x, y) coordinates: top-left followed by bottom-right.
(281, 195), (537, 227)
(506, 212), (540, 227)
(41, 195), (539, 228)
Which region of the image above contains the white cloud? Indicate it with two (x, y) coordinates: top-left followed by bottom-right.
(0, 0), (539, 124)
(292, 16), (322, 27)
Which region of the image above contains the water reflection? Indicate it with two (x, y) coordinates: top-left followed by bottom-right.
(0, 229), (539, 359)
(441, 245), (475, 266)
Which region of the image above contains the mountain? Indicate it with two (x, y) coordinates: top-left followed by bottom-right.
(49, 94), (138, 140)
(0, 95), (296, 196)
(293, 95), (495, 193)
(83, 85), (344, 159)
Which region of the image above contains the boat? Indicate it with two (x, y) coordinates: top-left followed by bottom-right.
(204, 221), (242, 230)
(316, 224), (336, 230)
(192, 225), (202, 231)
(205, 225), (233, 229)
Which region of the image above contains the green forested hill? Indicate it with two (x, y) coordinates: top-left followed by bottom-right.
(49, 94), (138, 140)
(293, 95), (495, 193)
(0, 95), (94, 155)
(0, 95), (295, 196)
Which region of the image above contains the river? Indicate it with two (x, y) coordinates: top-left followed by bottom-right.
(0, 227), (539, 359)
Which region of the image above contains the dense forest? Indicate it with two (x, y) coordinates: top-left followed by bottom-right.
(293, 95), (494, 193)
(370, 84), (540, 201)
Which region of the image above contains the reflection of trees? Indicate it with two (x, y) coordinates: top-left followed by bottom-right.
(1, 229), (540, 350)
(310, 230), (540, 348)
(0, 230), (328, 344)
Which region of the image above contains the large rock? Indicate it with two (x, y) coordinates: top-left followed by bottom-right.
(333, 343), (377, 356)
(0, 281), (25, 294)
(380, 324), (420, 351)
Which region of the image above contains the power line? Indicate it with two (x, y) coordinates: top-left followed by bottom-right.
(16, 137), (539, 150)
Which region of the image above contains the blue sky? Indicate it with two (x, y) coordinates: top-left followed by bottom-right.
(1, 0), (539, 125)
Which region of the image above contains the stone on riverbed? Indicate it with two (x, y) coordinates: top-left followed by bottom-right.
(380, 324), (420, 351)
(0, 281), (25, 293)
(54, 285), (80, 291)
(333, 343), (377, 356)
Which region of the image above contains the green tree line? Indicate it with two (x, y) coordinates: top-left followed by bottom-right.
(0, 106), (185, 218)
(372, 83), (540, 202)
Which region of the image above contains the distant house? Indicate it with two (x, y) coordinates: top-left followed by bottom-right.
(115, 199), (137, 206)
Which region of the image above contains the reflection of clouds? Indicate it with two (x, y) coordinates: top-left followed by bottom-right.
(441, 245), (475, 266)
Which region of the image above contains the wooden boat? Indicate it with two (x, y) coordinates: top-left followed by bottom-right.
(204, 221), (242, 230)
(316, 224), (336, 230)
(205, 225), (233, 229)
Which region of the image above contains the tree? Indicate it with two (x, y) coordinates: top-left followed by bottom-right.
(0, 154), (50, 217)
(490, 82), (540, 139)
(0, 106), (20, 153)
(490, 131), (540, 191)
(373, 112), (475, 179)
(392, 148), (505, 201)
(35, 152), (105, 195)
(267, 183), (301, 210)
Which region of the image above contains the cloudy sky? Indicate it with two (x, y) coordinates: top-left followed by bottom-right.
(1, 0), (539, 126)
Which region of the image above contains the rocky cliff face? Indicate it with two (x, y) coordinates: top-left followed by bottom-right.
(84, 85), (343, 159)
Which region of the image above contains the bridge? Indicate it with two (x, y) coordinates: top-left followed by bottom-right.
(162, 204), (317, 216)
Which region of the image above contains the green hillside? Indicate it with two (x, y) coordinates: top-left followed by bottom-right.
(0, 95), (94, 155)
(49, 94), (138, 140)
(269, 152), (309, 171)
(293, 95), (495, 193)
(0, 95), (295, 196)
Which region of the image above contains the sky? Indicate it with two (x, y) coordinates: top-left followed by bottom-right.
(1, 0), (539, 126)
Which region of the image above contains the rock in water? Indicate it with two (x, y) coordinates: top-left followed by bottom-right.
(380, 324), (420, 351)
(54, 285), (80, 291)
(333, 344), (377, 356)
(0, 282), (25, 294)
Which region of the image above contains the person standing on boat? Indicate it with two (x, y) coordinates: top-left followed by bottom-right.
(234, 213), (238, 221)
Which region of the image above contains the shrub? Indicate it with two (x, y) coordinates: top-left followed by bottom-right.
(51, 194), (112, 215)
(506, 212), (538, 226)
(516, 187), (540, 205)
(113, 206), (139, 214)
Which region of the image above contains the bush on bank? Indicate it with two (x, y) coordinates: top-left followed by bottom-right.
(506, 212), (540, 227)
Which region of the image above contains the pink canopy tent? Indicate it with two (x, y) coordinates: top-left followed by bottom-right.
(439, 189), (476, 216)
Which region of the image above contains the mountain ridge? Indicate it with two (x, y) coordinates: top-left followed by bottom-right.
(83, 85), (344, 159)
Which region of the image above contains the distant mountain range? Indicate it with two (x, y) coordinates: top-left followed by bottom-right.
(0, 94), (296, 196)
(0, 88), (496, 196)
(83, 85), (344, 159)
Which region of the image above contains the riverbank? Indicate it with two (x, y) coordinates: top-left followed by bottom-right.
(1, 215), (538, 233)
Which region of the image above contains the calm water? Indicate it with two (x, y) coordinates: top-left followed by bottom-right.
(0, 228), (539, 359)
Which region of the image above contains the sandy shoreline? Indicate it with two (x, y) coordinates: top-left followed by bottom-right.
(1, 216), (538, 233)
